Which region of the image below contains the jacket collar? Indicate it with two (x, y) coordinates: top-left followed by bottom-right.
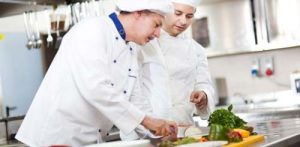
(109, 12), (126, 40)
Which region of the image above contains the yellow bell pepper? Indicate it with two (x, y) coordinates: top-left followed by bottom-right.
(233, 129), (250, 138)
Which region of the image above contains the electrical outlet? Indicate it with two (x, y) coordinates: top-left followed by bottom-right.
(263, 56), (274, 76)
(251, 58), (261, 77)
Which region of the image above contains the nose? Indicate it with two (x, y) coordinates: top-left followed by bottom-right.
(179, 16), (187, 25)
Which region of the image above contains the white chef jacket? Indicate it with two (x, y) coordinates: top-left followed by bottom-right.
(121, 30), (215, 141)
(140, 30), (215, 125)
(16, 15), (148, 146)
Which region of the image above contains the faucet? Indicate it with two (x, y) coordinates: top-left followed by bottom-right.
(232, 93), (253, 104)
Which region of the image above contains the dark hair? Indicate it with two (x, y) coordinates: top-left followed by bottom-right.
(120, 11), (131, 15)
(120, 10), (153, 15)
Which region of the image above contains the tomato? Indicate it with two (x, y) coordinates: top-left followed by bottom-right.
(233, 128), (250, 138)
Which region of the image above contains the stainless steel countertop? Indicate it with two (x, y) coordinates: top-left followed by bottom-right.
(192, 103), (300, 147)
(247, 117), (300, 147)
(234, 105), (300, 147)
(108, 105), (300, 146)
(100, 104), (300, 146)
(0, 115), (24, 122)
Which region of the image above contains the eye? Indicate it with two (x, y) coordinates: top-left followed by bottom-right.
(175, 10), (182, 16)
(186, 14), (194, 19)
(154, 21), (162, 28)
(155, 23), (161, 28)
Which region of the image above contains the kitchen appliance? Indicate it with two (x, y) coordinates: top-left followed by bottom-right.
(215, 77), (229, 106)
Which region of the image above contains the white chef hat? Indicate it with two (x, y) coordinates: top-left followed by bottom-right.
(171, 0), (200, 8)
(116, 0), (174, 16)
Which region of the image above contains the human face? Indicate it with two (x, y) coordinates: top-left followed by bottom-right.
(132, 11), (163, 45)
(163, 3), (196, 36)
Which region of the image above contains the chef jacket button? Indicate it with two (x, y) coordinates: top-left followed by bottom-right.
(129, 47), (132, 51)
(111, 83), (114, 86)
(115, 37), (118, 40)
(128, 68), (131, 71)
(123, 90), (127, 94)
(113, 60), (117, 63)
(98, 129), (101, 132)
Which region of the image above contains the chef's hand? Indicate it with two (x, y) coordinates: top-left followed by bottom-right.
(142, 116), (178, 137)
(190, 90), (208, 110)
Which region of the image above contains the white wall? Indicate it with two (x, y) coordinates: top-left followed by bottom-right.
(208, 47), (300, 98)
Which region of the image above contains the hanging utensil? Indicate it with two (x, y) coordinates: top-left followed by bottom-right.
(80, 2), (86, 20)
(28, 11), (37, 49)
(56, 13), (60, 37)
(45, 10), (53, 48)
(74, 3), (81, 23)
(71, 4), (78, 25)
(55, 8), (64, 49)
(23, 12), (33, 49)
(64, 5), (71, 31)
(34, 11), (42, 49)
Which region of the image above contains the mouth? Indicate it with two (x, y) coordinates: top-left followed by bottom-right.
(175, 25), (186, 31)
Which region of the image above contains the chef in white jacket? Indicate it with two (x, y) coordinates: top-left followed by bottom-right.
(140, 0), (215, 126)
(120, 0), (215, 141)
(15, 0), (178, 146)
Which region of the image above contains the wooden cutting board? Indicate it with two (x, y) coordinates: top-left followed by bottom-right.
(224, 135), (265, 147)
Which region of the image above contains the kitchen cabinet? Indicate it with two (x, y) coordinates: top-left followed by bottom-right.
(193, 0), (300, 57)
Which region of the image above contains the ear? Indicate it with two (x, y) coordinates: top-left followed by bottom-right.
(133, 11), (143, 20)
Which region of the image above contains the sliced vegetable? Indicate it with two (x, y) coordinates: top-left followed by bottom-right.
(200, 136), (208, 142)
(158, 140), (173, 147)
(251, 132), (258, 135)
(233, 129), (250, 138)
(208, 124), (229, 141)
(184, 126), (202, 137)
(173, 137), (199, 146)
(227, 130), (243, 143)
(158, 137), (199, 147)
(243, 125), (254, 133)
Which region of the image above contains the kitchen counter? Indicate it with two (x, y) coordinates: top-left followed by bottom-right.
(105, 105), (300, 146)
(247, 117), (300, 147)
(192, 103), (300, 147)
(193, 116), (300, 147)
(0, 115), (24, 122)
(234, 105), (300, 147)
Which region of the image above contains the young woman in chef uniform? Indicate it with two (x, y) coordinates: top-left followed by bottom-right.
(121, 0), (215, 140)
